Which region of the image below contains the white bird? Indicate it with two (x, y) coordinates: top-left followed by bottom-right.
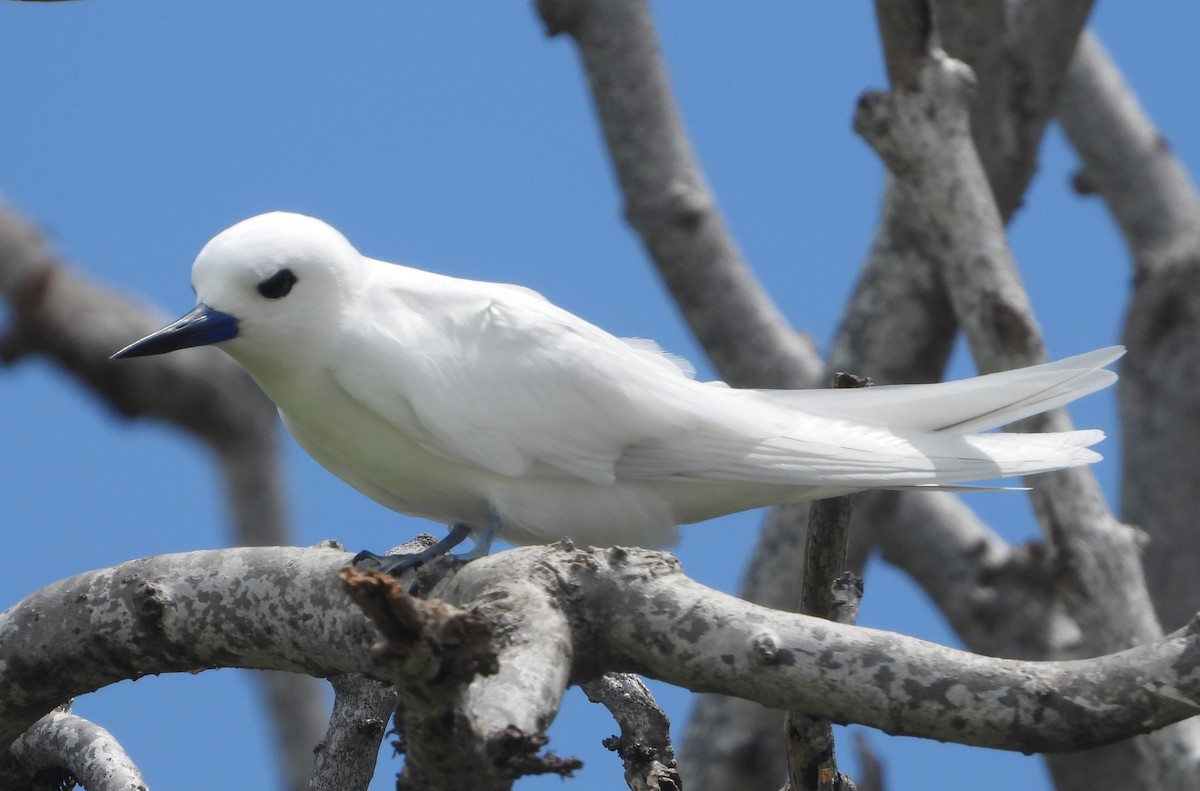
(114, 212), (1123, 572)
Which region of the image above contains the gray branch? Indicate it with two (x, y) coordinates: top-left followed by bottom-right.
(786, 491), (862, 791)
(678, 0), (1098, 779)
(581, 674), (680, 791)
(1049, 30), (1200, 790)
(785, 357), (866, 791)
(0, 546), (373, 750)
(853, 48), (1159, 654)
(375, 558), (582, 790)
(1057, 31), (1200, 265)
(1058, 31), (1200, 634)
(311, 675), (397, 791)
(5, 543), (1200, 791)
(853, 57), (1200, 788)
(5, 709), (148, 791)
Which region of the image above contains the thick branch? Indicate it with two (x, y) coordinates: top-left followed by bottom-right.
(854, 48), (1159, 653)
(534, 4), (1094, 782)
(1050, 34), (1200, 788)
(1058, 32), (1200, 639)
(874, 0), (931, 91)
(5, 544), (1200, 766)
(856, 20), (1200, 788)
(578, 547), (1200, 752)
(0, 546), (377, 748)
(5, 710), (147, 791)
(1058, 32), (1200, 269)
(348, 564), (580, 790)
(930, 0), (1094, 217)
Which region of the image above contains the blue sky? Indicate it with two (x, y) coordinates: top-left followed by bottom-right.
(2, 3), (1197, 790)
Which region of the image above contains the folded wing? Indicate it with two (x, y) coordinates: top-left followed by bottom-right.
(332, 268), (1120, 494)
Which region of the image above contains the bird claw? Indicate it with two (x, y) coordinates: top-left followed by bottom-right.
(350, 549), (422, 575)
(350, 519), (493, 577)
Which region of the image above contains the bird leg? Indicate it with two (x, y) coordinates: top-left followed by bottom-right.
(352, 511), (501, 575)
(450, 510), (501, 562)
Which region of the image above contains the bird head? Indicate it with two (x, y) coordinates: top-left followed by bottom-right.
(112, 212), (362, 376)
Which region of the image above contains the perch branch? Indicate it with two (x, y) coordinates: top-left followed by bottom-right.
(4, 544), (1200, 767)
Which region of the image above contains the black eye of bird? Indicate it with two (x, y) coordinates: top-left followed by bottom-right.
(257, 268), (297, 299)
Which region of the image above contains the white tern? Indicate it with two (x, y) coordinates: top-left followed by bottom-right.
(114, 212), (1123, 572)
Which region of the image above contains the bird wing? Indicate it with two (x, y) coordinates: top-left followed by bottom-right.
(331, 265), (1114, 490)
(328, 271), (702, 484)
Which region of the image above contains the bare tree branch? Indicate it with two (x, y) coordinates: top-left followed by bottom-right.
(6, 543), (1200, 781)
(581, 674), (680, 791)
(531, 4), (1115, 786)
(5, 709), (148, 791)
(855, 51), (1196, 785)
(929, 0), (1095, 215)
(1043, 29), (1200, 791)
(853, 48), (1159, 653)
(342, 562), (580, 790)
(311, 675), (397, 791)
(0, 546), (370, 749)
(853, 9), (1200, 788)
(785, 370), (868, 791)
(830, 0), (1109, 662)
(874, 0), (932, 91)
(1059, 30), (1200, 634)
(1058, 32), (1200, 267)
(786, 496), (863, 790)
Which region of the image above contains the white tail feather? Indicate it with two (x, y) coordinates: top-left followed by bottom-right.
(755, 347), (1124, 435)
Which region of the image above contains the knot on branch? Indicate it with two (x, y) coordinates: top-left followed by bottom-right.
(621, 178), (714, 237)
(131, 579), (170, 634)
(602, 734), (681, 791)
(662, 180), (713, 232)
(491, 725), (583, 780)
(979, 286), (1038, 355)
(535, 0), (584, 37)
(0, 264), (56, 366)
(751, 632), (793, 667)
(853, 49), (978, 180)
(339, 567), (497, 686)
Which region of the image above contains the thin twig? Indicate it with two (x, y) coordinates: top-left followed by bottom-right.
(582, 674), (680, 791)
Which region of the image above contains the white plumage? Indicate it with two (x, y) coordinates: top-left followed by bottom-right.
(115, 212), (1121, 551)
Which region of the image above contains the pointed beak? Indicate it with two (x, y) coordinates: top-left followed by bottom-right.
(111, 304), (240, 359)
